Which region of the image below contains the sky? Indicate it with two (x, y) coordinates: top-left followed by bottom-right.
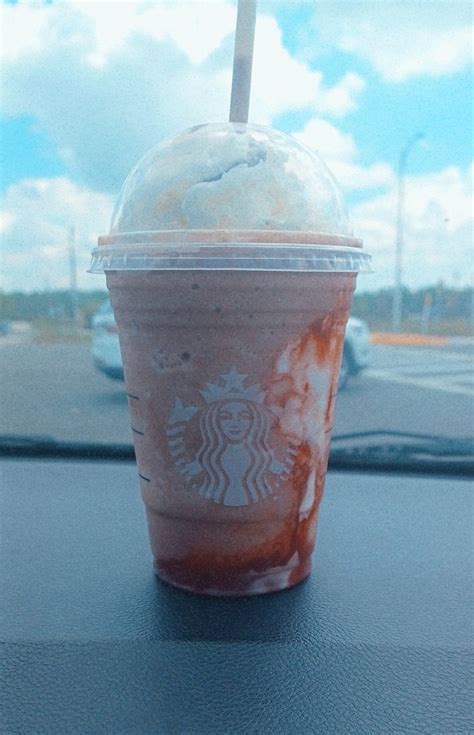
(1, 0), (472, 293)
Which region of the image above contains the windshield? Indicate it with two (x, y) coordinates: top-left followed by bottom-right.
(1, 0), (472, 463)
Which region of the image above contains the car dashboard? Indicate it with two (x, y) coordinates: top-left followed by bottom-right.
(2, 457), (472, 733)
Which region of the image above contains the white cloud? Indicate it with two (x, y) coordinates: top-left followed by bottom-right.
(250, 16), (365, 121)
(2, 34), (231, 192)
(77, 0), (238, 67)
(1, 2), (365, 194)
(250, 15), (324, 120)
(330, 161), (394, 192)
(296, 118), (356, 160)
(0, 1), (53, 61)
(0, 0), (237, 66)
(351, 164), (474, 289)
(0, 211), (15, 233)
(315, 72), (365, 117)
(312, 1), (472, 82)
(296, 118), (394, 191)
(1, 177), (112, 291)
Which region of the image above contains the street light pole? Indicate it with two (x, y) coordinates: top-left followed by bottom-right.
(68, 225), (78, 327)
(392, 132), (424, 332)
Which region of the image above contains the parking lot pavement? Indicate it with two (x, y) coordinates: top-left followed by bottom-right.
(0, 340), (472, 445)
(366, 342), (474, 397)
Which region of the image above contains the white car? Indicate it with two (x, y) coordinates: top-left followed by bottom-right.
(339, 316), (370, 389)
(91, 300), (124, 381)
(92, 301), (370, 389)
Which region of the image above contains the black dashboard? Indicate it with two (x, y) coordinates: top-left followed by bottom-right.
(2, 458), (472, 733)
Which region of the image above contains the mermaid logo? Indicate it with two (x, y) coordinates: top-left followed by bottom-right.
(166, 368), (298, 506)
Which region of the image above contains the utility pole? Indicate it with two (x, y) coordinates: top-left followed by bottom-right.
(392, 132), (424, 332)
(471, 272), (474, 337)
(68, 225), (79, 327)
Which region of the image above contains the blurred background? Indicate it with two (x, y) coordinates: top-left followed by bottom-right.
(1, 0), (472, 445)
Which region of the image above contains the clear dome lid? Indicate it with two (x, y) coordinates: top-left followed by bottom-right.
(109, 123), (352, 237)
(90, 123), (370, 273)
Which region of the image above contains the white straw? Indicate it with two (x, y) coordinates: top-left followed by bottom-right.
(229, 0), (257, 123)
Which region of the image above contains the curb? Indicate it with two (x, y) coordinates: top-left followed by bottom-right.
(371, 333), (449, 347)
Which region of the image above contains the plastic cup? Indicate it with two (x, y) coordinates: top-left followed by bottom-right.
(90, 124), (370, 596)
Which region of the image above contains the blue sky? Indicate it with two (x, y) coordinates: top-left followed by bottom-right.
(1, 0), (472, 291)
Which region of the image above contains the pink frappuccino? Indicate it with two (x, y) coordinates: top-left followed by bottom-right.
(90, 124), (370, 595)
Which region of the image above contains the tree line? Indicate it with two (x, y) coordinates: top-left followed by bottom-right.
(0, 290), (107, 326)
(0, 285), (473, 330)
(352, 285), (473, 323)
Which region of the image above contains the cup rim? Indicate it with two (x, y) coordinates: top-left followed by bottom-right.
(97, 229), (363, 249)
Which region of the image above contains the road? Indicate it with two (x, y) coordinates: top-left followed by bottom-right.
(1, 337), (472, 445)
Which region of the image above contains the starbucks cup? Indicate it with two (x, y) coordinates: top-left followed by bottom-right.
(90, 124), (371, 596)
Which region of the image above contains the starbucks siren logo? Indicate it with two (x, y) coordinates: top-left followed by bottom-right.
(166, 368), (299, 506)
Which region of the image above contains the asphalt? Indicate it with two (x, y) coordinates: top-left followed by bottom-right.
(1, 338), (472, 445)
